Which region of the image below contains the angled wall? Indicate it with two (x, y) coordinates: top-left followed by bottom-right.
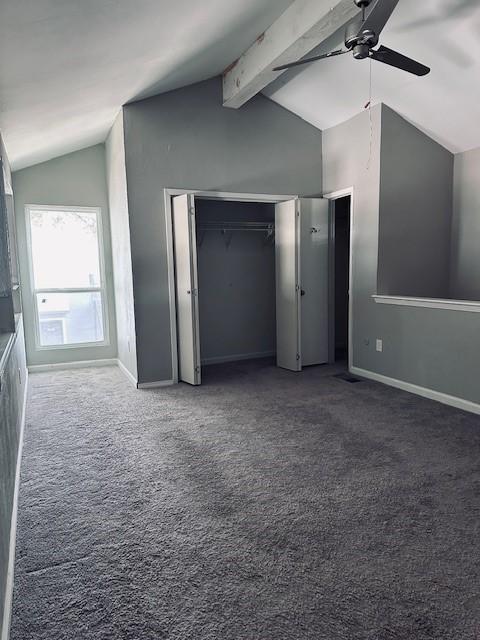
(106, 113), (138, 382)
(122, 77), (323, 384)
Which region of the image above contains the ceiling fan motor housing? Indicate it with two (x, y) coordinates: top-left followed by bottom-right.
(352, 44), (370, 59)
(345, 21), (378, 58)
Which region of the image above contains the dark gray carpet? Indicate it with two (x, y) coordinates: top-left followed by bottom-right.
(11, 360), (480, 639)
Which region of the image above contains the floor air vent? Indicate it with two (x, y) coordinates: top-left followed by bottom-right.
(333, 373), (363, 384)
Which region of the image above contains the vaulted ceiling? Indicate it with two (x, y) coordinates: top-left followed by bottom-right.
(0, 0), (292, 169)
(266, 0), (480, 154)
(1, 0), (479, 170)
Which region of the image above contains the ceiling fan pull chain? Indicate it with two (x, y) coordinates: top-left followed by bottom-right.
(366, 58), (373, 171)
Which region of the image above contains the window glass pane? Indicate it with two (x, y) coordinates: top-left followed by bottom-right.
(36, 292), (104, 346)
(30, 208), (101, 289)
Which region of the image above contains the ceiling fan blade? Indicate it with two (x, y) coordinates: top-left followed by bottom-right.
(361, 0), (401, 38)
(274, 49), (347, 72)
(370, 45), (430, 76)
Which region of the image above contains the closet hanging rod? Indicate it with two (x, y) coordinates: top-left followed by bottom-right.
(197, 222), (274, 232)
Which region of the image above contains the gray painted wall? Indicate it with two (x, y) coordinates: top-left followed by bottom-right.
(105, 114), (138, 381)
(13, 145), (117, 367)
(323, 104), (480, 404)
(451, 146), (480, 301)
(0, 320), (27, 636)
(195, 200), (276, 363)
(378, 105), (454, 298)
(122, 77), (323, 384)
(323, 104), (383, 371)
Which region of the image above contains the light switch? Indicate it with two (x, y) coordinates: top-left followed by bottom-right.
(376, 339), (383, 353)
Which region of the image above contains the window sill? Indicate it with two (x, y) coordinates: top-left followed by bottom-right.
(34, 340), (110, 352)
(373, 295), (480, 313)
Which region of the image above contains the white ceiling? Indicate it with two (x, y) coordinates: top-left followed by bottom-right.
(266, 0), (480, 154)
(0, 0), (292, 169)
(1, 0), (480, 170)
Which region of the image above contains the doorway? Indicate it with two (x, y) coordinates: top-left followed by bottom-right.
(328, 194), (352, 366)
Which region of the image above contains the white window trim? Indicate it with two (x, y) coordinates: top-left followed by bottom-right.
(25, 204), (110, 351)
(373, 294), (480, 313)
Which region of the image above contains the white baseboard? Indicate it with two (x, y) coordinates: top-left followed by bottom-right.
(137, 380), (175, 390)
(2, 369), (28, 640)
(28, 358), (117, 373)
(117, 361), (173, 390)
(201, 351), (275, 366)
(116, 359), (138, 388)
(351, 366), (480, 416)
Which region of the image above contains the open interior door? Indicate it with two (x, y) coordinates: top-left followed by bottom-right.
(172, 194), (201, 385)
(299, 198), (330, 367)
(275, 200), (301, 371)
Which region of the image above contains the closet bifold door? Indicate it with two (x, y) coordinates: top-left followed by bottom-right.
(172, 194), (201, 385)
(275, 199), (301, 372)
(299, 198), (330, 367)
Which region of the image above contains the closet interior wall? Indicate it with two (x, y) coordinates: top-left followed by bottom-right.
(195, 199), (276, 365)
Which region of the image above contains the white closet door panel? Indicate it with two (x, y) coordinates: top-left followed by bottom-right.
(172, 194), (201, 385)
(275, 199), (301, 372)
(300, 198), (329, 366)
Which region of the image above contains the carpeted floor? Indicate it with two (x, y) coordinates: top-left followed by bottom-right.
(11, 360), (480, 639)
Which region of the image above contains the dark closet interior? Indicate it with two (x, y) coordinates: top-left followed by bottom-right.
(195, 199), (276, 366)
(334, 196), (351, 362)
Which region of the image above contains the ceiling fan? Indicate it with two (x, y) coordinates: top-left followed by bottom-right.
(274, 0), (430, 77)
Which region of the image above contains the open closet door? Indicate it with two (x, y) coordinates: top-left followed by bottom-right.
(275, 200), (301, 372)
(299, 198), (330, 366)
(172, 194), (201, 385)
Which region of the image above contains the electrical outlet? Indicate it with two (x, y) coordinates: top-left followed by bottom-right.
(376, 339), (383, 353)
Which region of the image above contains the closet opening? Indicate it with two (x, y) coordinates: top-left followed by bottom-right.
(169, 191), (331, 386)
(195, 199), (276, 369)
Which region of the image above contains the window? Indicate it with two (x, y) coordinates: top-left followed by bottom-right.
(26, 205), (108, 349)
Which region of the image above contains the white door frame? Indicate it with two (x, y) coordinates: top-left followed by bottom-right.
(164, 189), (297, 384)
(322, 187), (354, 372)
